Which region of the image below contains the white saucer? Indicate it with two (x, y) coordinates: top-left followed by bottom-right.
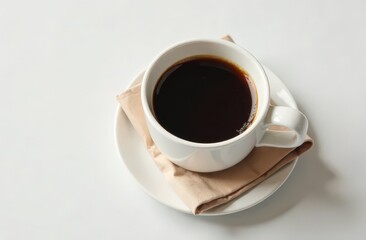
(114, 66), (298, 216)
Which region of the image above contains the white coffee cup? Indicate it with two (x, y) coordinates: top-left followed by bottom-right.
(141, 39), (308, 172)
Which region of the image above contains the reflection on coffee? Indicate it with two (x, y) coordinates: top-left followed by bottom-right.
(153, 56), (257, 143)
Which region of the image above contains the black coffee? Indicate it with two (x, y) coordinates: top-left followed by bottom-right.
(152, 56), (256, 143)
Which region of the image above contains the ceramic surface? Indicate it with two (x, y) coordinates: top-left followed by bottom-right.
(115, 66), (300, 215)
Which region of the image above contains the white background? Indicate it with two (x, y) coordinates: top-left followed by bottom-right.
(1, 0), (366, 239)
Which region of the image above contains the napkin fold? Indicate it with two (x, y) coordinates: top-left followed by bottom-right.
(117, 37), (313, 214)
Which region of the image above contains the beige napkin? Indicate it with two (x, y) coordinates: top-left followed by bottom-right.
(117, 37), (313, 215)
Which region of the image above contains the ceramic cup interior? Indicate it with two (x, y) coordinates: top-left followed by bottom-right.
(142, 39), (269, 147)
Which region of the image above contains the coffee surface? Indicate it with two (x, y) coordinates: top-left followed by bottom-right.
(153, 56), (255, 143)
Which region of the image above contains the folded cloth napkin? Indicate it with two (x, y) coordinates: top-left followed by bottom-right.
(117, 37), (313, 215)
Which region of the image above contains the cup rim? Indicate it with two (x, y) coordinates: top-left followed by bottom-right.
(141, 38), (270, 148)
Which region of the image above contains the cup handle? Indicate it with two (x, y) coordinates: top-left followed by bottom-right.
(256, 106), (308, 148)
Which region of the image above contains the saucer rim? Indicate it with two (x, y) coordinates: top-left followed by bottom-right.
(114, 65), (299, 216)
